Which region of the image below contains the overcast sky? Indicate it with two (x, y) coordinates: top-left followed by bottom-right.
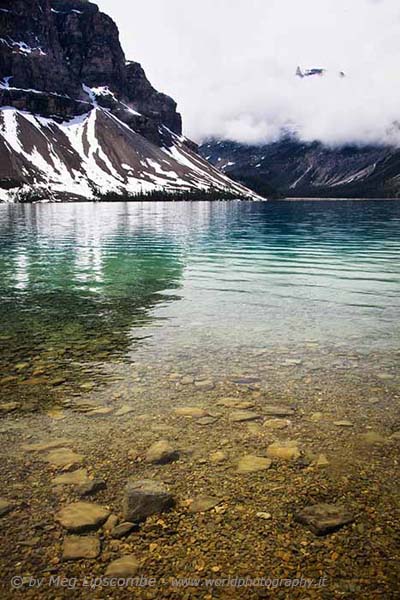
(97, 0), (400, 147)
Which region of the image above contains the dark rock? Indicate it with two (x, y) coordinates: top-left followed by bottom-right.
(294, 503), (355, 536)
(123, 479), (174, 522)
(111, 522), (136, 538)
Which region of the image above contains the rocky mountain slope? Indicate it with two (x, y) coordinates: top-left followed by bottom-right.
(0, 0), (258, 201)
(200, 138), (400, 199)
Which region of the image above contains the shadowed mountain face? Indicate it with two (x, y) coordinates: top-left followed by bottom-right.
(0, 0), (181, 136)
(200, 138), (400, 199)
(0, 0), (258, 201)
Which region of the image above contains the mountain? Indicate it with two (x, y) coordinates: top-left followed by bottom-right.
(0, 0), (258, 201)
(200, 137), (400, 199)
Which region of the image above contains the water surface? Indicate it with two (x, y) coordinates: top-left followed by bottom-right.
(0, 199), (399, 401)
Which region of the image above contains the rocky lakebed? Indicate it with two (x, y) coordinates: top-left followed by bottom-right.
(0, 347), (399, 599)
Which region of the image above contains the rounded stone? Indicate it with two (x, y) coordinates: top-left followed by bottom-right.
(105, 555), (140, 577)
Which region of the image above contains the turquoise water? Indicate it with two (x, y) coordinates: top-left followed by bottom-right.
(0, 199), (399, 390)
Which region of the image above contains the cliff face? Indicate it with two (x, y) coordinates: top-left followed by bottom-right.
(200, 138), (400, 199)
(0, 0), (181, 139)
(0, 0), (258, 200)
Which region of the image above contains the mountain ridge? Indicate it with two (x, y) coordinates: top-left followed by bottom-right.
(200, 137), (400, 199)
(0, 0), (260, 201)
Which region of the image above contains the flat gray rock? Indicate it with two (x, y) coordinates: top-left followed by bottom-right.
(295, 503), (354, 536)
(105, 555), (139, 577)
(123, 479), (174, 522)
(266, 441), (300, 461)
(145, 440), (179, 465)
(263, 419), (291, 430)
(229, 410), (261, 422)
(196, 416), (218, 426)
(175, 407), (208, 418)
(111, 522), (136, 538)
(189, 495), (221, 513)
(56, 502), (110, 533)
(44, 448), (84, 468)
(237, 455), (272, 473)
(263, 405), (295, 417)
(62, 536), (100, 560)
(53, 469), (90, 487)
(22, 439), (74, 453)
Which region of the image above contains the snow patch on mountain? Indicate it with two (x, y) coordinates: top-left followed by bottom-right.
(0, 107), (261, 201)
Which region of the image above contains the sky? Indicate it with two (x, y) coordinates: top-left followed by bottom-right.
(97, 0), (400, 147)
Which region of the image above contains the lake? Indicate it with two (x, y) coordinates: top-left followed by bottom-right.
(0, 200), (399, 398)
(1, 199), (400, 596)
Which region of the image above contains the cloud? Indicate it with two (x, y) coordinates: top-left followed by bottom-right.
(97, 0), (400, 146)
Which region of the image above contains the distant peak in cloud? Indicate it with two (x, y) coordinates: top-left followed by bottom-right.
(295, 66), (346, 78)
(97, 0), (400, 148)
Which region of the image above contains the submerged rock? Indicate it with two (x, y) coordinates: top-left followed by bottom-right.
(209, 451), (227, 463)
(0, 499), (13, 517)
(263, 419), (291, 430)
(294, 503), (354, 536)
(196, 416), (218, 426)
(358, 431), (388, 444)
(62, 536), (100, 560)
(266, 441), (300, 461)
(111, 522), (136, 539)
(44, 448), (84, 468)
(263, 405), (295, 417)
(22, 439), (74, 453)
(123, 479), (174, 522)
(314, 454), (330, 467)
(256, 512), (272, 520)
(106, 555), (139, 577)
(104, 514), (119, 533)
(53, 469), (90, 487)
(237, 455), (272, 473)
(86, 407), (114, 416)
(0, 402), (19, 414)
(189, 495), (221, 513)
(194, 379), (215, 390)
(229, 410), (261, 423)
(78, 479), (107, 497)
(175, 407), (208, 418)
(145, 440), (179, 465)
(56, 502), (110, 533)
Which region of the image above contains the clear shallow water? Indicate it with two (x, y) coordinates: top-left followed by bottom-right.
(0, 199), (399, 389)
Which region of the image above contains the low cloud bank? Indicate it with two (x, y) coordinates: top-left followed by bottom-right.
(99, 0), (400, 147)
